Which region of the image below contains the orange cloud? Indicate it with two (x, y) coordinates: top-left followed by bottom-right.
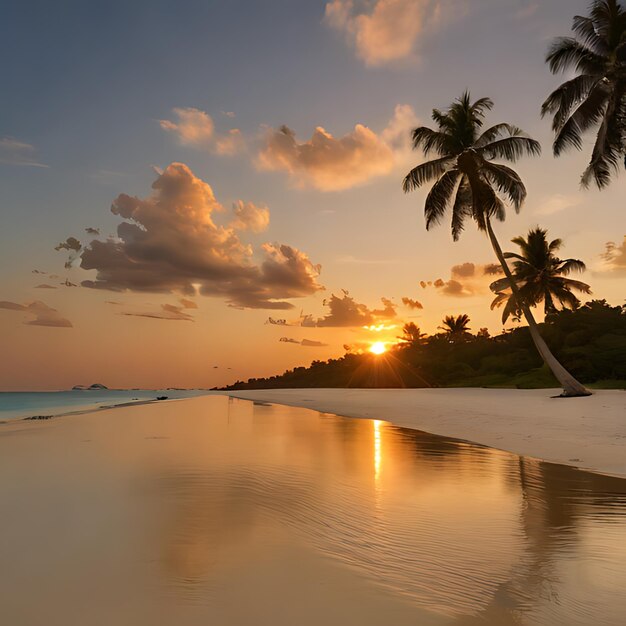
(159, 107), (244, 155)
(70, 163), (323, 309)
(325, 0), (456, 66)
(268, 291), (397, 328)
(257, 105), (416, 191)
(401, 297), (423, 309)
(230, 200), (270, 233)
(0, 300), (72, 327)
(599, 236), (626, 275)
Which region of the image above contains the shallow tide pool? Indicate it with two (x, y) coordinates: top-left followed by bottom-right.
(1, 395), (625, 625)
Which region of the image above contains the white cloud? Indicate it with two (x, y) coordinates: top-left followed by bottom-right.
(0, 138), (48, 168)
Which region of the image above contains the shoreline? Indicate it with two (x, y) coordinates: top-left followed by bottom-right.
(216, 388), (626, 479)
(0, 396), (186, 425)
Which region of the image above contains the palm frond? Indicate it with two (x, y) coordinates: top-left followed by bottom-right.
(482, 162), (527, 210)
(403, 156), (454, 192)
(556, 277), (592, 293)
(559, 258), (587, 274)
(424, 170), (461, 231)
(572, 14), (610, 55)
(580, 90), (624, 188)
(450, 175), (472, 241)
(546, 37), (606, 74)
(478, 135), (542, 162)
(553, 82), (610, 155)
(541, 75), (600, 130)
(411, 127), (453, 156)
(475, 123), (524, 147)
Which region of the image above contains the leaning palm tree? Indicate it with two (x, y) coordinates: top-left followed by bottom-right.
(438, 314), (472, 341)
(490, 228), (592, 322)
(541, 0), (626, 188)
(403, 92), (591, 396)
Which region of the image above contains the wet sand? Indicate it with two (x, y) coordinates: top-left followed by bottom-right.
(218, 388), (626, 477)
(1, 394), (626, 625)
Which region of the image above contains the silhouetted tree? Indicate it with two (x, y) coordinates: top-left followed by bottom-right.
(438, 314), (472, 342)
(398, 322), (427, 345)
(490, 228), (592, 322)
(403, 92), (590, 396)
(542, 0), (626, 188)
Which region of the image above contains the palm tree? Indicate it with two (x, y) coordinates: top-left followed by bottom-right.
(438, 314), (472, 341)
(541, 0), (626, 188)
(490, 228), (592, 323)
(398, 322), (427, 345)
(403, 92), (591, 396)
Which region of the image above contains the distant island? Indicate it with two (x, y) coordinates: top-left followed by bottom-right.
(72, 383), (109, 390)
(222, 301), (626, 391)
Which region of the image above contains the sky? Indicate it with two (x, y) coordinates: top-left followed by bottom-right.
(0, 0), (624, 391)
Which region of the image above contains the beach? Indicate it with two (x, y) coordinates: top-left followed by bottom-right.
(2, 393), (626, 626)
(218, 388), (626, 478)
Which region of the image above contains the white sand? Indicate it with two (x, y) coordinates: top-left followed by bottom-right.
(218, 388), (626, 477)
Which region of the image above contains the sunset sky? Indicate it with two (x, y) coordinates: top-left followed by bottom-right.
(1, 0), (624, 391)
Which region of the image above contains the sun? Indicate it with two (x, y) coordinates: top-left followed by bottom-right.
(369, 341), (387, 355)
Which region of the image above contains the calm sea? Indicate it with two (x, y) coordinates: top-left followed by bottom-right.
(1, 395), (625, 625)
(0, 389), (210, 421)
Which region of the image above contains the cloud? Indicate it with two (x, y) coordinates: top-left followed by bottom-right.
(0, 137), (48, 168)
(159, 107), (244, 155)
(55, 236), (83, 269)
(85, 227), (100, 235)
(513, 2), (539, 20)
(55, 237), (82, 252)
(230, 200), (270, 233)
(420, 262), (502, 298)
(324, 0), (456, 66)
(301, 338), (329, 347)
(214, 129), (245, 156)
(61, 279), (78, 287)
(257, 105), (417, 191)
(534, 194), (582, 216)
(122, 302), (195, 322)
(179, 298), (197, 309)
(35, 284), (57, 289)
(279, 337), (329, 347)
(68, 163), (323, 309)
(0, 300), (72, 327)
(483, 263), (502, 276)
(401, 297), (423, 310)
(451, 262), (476, 278)
(268, 291), (397, 328)
(599, 237), (626, 275)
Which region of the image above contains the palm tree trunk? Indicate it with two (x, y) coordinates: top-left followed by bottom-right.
(485, 217), (591, 397)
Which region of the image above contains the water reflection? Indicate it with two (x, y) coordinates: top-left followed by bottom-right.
(148, 398), (626, 625)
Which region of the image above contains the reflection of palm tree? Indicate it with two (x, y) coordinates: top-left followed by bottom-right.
(403, 92), (590, 396)
(438, 314), (472, 341)
(542, 0), (626, 188)
(490, 228), (592, 323)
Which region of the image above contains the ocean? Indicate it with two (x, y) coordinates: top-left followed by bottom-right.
(0, 389), (211, 421)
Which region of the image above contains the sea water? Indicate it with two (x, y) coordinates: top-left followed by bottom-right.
(0, 389), (209, 420)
